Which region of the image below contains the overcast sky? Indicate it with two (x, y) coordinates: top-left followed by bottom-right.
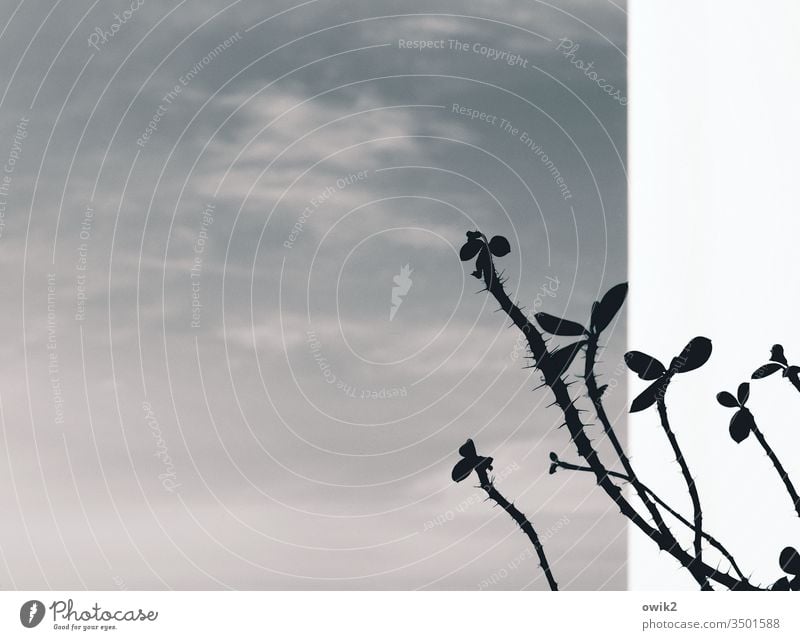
(0, 0), (627, 589)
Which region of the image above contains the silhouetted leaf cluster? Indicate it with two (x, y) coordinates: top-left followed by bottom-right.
(590, 283), (628, 334)
(534, 283), (628, 339)
(772, 546), (800, 590)
(548, 451), (559, 475)
(460, 231), (510, 280)
(534, 284), (628, 375)
(716, 383), (755, 443)
(451, 439), (493, 483)
(625, 337), (712, 412)
(453, 228), (800, 591)
(752, 343), (800, 385)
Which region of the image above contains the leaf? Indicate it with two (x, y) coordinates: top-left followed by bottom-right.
(451, 458), (477, 482)
(458, 439), (477, 458)
(737, 382), (750, 405)
(624, 351), (666, 380)
(488, 235), (511, 257)
(548, 341), (587, 375)
(752, 362), (783, 379)
(772, 577), (791, 591)
(784, 365), (800, 380)
(630, 378), (666, 413)
(548, 463), (557, 475)
(670, 337), (712, 374)
(591, 283), (628, 333)
(771, 344), (788, 366)
(779, 546), (800, 575)
(459, 238), (482, 261)
(535, 312), (586, 336)
(716, 391), (738, 408)
(729, 410), (752, 443)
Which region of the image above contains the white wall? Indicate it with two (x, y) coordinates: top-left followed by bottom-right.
(629, 0), (800, 589)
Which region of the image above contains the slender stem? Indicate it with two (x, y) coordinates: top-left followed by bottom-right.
(475, 466), (558, 591)
(477, 241), (758, 590)
(655, 396), (709, 589)
(750, 423), (800, 518)
(553, 460), (747, 581)
(584, 337), (669, 534)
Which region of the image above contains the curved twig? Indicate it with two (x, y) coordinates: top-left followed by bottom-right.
(584, 337), (670, 535)
(474, 465), (558, 591)
(552, 459), (747, 581)
(750, 423), (800, 518)
(474, 235), (758, 590)
(655, 396), (709, 589)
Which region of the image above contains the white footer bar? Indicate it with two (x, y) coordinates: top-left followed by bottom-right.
(0, 592), (797, 638)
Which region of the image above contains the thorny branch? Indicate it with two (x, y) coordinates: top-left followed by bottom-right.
(584, 336), (671, 538)
(655, 396), (709, 589)
(475, 464), (558, 591)
(751, 422), (800, 519)
(453, 230), (764, 590)
(549, 456), (747, 582)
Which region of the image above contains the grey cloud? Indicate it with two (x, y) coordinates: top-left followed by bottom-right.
(0, 0), (626, 589)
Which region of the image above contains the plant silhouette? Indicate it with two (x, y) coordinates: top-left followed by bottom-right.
(450, 228), (800, 591)
(752, 344), (800, 394)
(771, 546), (800, 590)
(548, 452), (747, 581)
(626, 339), (712, 588)
(452, 439), (558, 591)
(451, 439), (493, 482)
(717, 383), (800, 518)
(460, 231), (511, 281)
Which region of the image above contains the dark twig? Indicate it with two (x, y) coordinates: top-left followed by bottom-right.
(474, 465), (558, 591)
(750, 423), (800, 518)
(552, 458), (747, 581)
(584, 336), (670, 535)
(655, 396), (709, 589)
(470, 233), (757, 590)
